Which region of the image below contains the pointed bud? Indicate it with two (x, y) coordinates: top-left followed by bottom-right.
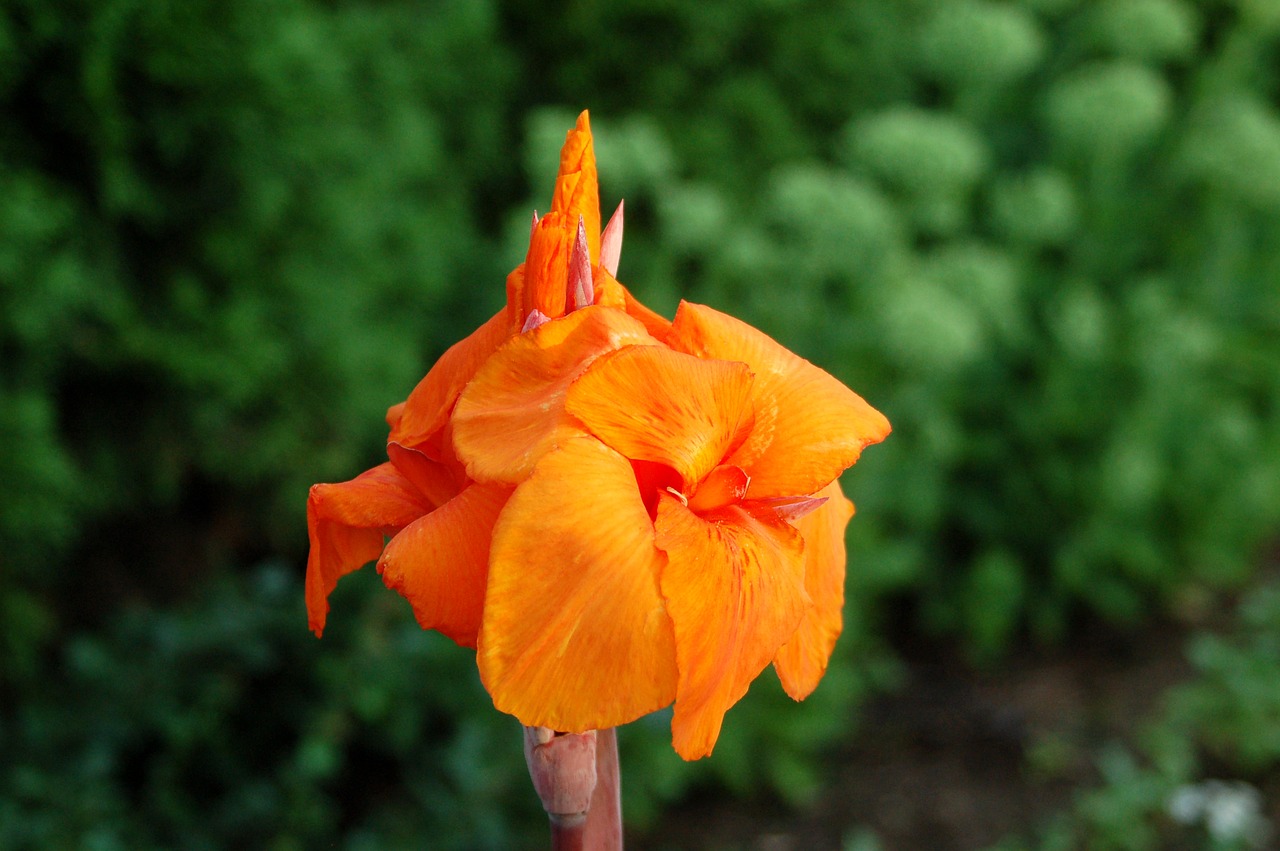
(600, 200), (624, 276)
(522, 309), (552, 333)
(762, 495), (829, 522)
(530, 210), (540, 239)
(568, 215), (594, 310)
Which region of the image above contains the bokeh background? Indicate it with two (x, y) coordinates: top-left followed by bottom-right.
(3, 0), (1280, 848)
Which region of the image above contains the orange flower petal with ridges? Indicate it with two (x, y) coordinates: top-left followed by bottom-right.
(452, 306), (658, 484)
(390, 309), (510, 457)
(479, 437), (677, 732)
(378, 482), (512, 649)
(772, 480), (855, 700)
(655, 495), (811, 760)
(305, 462), (434, 637)
(567, 346), (755, 492)
(667, 302), (891, 498)
(551, 111), (602, 263)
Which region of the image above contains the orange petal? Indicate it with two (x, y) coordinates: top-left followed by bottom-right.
(551, 111), (602, 264)
(772, 481), (855, 700)
(519, 213), (571, 323)
(377, 482), (511, 648)
(478, 437), (677, 732)
(566, 346), (754, 492)
(667, 302), (891, 498)
(452, 306), (658, 484)
(390, 310), (510, 458)
(305, 462), (434, 637)
(655, 495), (810, 760)
(386, 441), (463, 509)
(687, 464), (749, 513)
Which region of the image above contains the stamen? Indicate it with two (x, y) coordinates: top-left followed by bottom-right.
(665, 486), (689, 507)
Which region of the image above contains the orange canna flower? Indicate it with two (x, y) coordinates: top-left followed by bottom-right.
(305, 111), (890, 761)
(458, 300), (889, 759)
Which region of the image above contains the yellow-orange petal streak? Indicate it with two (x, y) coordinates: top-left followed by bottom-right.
(566, 346), (755, 492)
(479, 437), (678, 732)
(377, 482), (511, 649)
(452, 306), (658, 484)
(551, 111), (602, 263)
(667, 302), (891, 498)
(389, 309), (510, 457)
(305, 462), (434, 637)
(772, 480), (855, 700)
(655, 495), (811, 760)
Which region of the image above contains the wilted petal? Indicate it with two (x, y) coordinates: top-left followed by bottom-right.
(566, 345), (754, 492)
(655, 495), (810, 760)
(305, 462), (434, 636)
(378, 482), (511, 648)
(452, 306), (658, 484)
(479, 437), (677, 732)
(772, 481), (855, 700)
(667, 302), (891, 498)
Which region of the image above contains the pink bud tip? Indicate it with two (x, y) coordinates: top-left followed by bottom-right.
(762, 495), (829, 521)
(568, 215), (594, 310)
(522, 309), (552, 332)
(600, 200), (624, 277)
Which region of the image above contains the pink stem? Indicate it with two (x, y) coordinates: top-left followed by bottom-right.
(582, 728), (622, 850)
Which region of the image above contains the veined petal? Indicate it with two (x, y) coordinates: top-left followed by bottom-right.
(551, 111), (602, 263)
(452, 306), (658, 484)
(390, 310), (510, 457)
(655, 495), (810, 760)
(772, 481), (855, 700)
(667, 302), (891, 498)
(305, 463), (434, 637)
(566, 346), (754, 492)
(479, 437), (677, 732)
(377, 482), (511, 649)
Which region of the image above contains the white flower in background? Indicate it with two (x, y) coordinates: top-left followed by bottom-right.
(1168, 779), (1271, 848)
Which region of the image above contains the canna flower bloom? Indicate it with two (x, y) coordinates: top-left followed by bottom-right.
(305, 111), (890, 760)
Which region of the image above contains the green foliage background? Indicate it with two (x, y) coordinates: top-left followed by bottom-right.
(2, 0), (1279, 847)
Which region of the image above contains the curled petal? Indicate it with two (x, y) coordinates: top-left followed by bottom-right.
(773, 481), (855, 700)
(479, 437), (678, 732)
(655, 496), (810, 760)
(667, 302), (891, 498)
(390, 310), (510, 457)
(378, 482), (511, 648)
(566, 346), (755, 492)
(305, 463), (434, 636)
(386, 441), (463, 509)
(687, 464), (749, 513)
(453, 306), (658, 484)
